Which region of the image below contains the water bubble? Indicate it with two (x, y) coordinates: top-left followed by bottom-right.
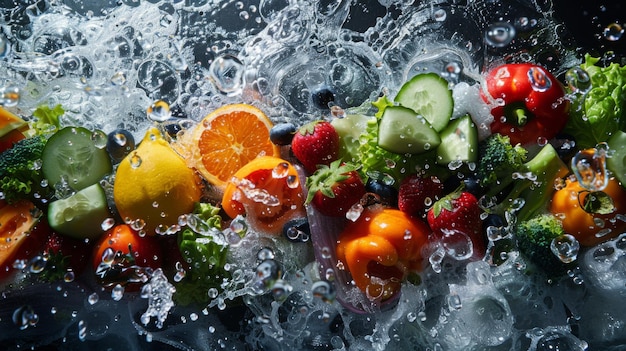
(0, 85), (20, 107)
(147, 100), (172, 122)
(111, 284), (125, 301)
(433, 9), (447, 22)
(571, 147), (608, 191)
(28, 256), (47, 273)
(130, 152), (142, 168)
(208, 55), (244, 94)
(312, 280), (335, 303)
(110, 71), (127, 85)
(485, 22), (516, 48)
(257, 247), (275, 260)
(527, 66), (552, 92)
(254, 259), (281, 290)
(603, 23), (624, 41)
(12, 305), (39, 330)
(565, 67), (591, 93)
(88, 293), (99, 305)
(550, 234), (580, 263)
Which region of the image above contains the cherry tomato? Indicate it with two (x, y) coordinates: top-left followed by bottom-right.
(92, 224), (163, 274)
(550, 177), (626, 247)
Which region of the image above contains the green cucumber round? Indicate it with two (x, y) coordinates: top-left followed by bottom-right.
(378, 105), (441, 154)
(395, 73), (453, 132)
(42, 126), (112, 191)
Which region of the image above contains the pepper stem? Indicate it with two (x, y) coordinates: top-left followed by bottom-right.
(512, 107), (528, 127)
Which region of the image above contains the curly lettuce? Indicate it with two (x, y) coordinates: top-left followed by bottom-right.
(563, 54), (626, 149)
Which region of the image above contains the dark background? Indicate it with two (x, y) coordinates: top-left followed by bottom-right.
(552, 0), (624, 61)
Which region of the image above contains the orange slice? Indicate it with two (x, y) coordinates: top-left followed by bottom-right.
(190, 104), (280, 187)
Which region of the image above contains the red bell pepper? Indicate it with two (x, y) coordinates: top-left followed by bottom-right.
(485, 63), (569, 146)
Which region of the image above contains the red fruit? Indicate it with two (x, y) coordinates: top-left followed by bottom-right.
(427, 189), (486, 260)
(306, 160), (366, 217)
(92, 224), (163, 289)
(398, 174), (444, 218)
(291, 120), (339, 173)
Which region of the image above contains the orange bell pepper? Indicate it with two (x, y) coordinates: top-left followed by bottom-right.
(550, 176), (626, 247)
(336, 208), (430, 301)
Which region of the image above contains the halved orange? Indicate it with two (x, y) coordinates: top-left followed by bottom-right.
(189, 104), (280, 188)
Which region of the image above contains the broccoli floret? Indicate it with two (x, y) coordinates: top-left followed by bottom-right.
(478, 134), (569, 222)
(516, 214), (574, 277)
(477, 133), (528, 186)
(0, 135), (49, 203)
(175, 202), (231, 306)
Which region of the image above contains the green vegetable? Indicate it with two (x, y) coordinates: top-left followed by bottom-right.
(41, 126), (112, 191)
(0, 135), (49, 203)
(47, 183), (111, 239)
(563, 54), (626, 149)
(436, 114), (478, 165)
(607, 130), (626, 186)
(477, 133), (528, 187)
(30, 104), (63, 136)
(377, 105), (441, 154)
(175, 202), (231, 306)
(479, 134), (569, 222)
(331, 113), (371, 163)
(394, 72), (453, 132)
(515, 214), (573, 277)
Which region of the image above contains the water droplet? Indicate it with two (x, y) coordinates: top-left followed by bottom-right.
(88, 293), (99, 305)
(527, 66), (552, 92)
(78, 320), (87, 341)
(565, 67), (591, 93)
(550, 234), (580, 263)
(208, 55), (244, 94)
(433, 9), (447, 22)
(603, 23), (624, 41)
(257, 247), (275, 260)
(110, 71), (127, 86)
(101, 218), (116, 231)
(0, 85), (20, 107)
(147, 100), (172, 122)
(129, 152), (142, 168)
(311, 280), (335, 303)
(111, 284), (125, 301)
(12, 305), (39, 330)
(485, 22), (516, 48)
(571, 147), (608, 191)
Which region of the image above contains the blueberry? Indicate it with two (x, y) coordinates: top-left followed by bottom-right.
(270, 122), (297, 146)
(106, 129), (136, 163)
(311, 86), (336, 110)
(282, 217), (311, 243)
(462, 176), (482, 197)
(365, 178), (399, 207)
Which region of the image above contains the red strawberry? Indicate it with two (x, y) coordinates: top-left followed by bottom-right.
(426, 188), (486, 260)
(291, 120), (339, 173)
(305, 160), (366, 217)
(398, 174), (444, 218)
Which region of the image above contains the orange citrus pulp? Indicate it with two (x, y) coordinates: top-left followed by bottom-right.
(190, 104), (280, 188)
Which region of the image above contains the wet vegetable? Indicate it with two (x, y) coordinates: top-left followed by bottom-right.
(485, 63), (570, 146)
(563, 54), (626, 149)
(335, 208), (430, 301)
(550, 176), (626, 247)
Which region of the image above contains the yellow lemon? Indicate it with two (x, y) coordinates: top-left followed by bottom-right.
(113, 127), (202, 235)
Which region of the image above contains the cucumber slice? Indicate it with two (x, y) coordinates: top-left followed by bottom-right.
(47, 183), (111, 239)
(378, 105), (441, 154)
(607, 130), (626, 186)
(331, 113), (372, 162)
(395, 73), (453, 132)
(42, 126), (112, 191)
(436, 114), (478, 165)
